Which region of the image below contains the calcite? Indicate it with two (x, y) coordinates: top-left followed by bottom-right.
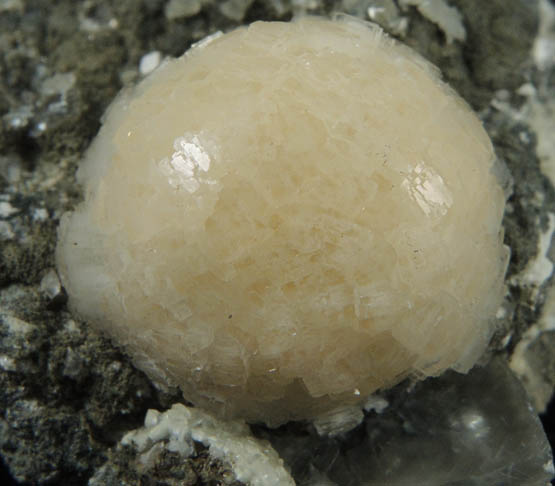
(56, 16), (508, 425)
(263, 359), (554, 485)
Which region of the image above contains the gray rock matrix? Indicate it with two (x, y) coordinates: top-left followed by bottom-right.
(0, 0), (553, 485)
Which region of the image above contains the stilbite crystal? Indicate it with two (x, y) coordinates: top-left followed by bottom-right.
(56, 16), (508, 425)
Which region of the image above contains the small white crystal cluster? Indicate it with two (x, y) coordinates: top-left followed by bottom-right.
(398, 0), (466, 43)
(57, 17), (508, 425)
(122, 403), (294, 486)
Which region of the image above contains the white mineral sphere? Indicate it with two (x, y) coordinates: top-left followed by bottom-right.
(56, 16), (508, 425)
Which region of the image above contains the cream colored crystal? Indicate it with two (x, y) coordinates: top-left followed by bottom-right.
(56, 16), (508, 425)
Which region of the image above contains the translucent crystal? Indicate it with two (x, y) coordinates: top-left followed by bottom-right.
(261, 359), (554, 486)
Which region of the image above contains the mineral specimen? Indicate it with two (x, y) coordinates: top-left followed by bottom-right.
(56, 16), (508, 425)
(121, 403), (295, 486)
(263, 359), (555, 486)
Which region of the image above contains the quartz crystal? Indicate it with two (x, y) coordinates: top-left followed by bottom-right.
(260, 359), (554, 486)
(56, 16), (508, 425)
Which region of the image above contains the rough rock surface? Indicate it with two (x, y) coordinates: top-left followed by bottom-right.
(0, 0), (553, 485)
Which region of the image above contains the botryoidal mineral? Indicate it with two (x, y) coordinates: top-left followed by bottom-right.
(56, 16), (509, 425)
